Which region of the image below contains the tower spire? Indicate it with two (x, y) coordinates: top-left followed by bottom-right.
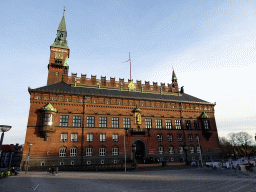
(51, 9), (69, 49)
(172, 68), (178, 87)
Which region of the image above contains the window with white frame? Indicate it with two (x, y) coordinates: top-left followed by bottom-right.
(71, 133), (78, 142)
(185, 120), (191, 129)
(157, 134), (163, 142)
(60, 162), (64, 165)
(99, 147), (106, 156)
(61, 133), (68, 142)
(169, 146), (174, 154)
(87, 161), (91, 165)
(59, 148), (67, 157)
(175, 120), (181, 129)
(101, 160), (104, 164)
(86, 116), (95, 127)
(165, 119), (172, 129)
(87, 133), (93, 142)
(100, 133), (106, 142)
(112, 117), (119, 128)
(43, 113), (53, 126)
(73, 116), (81, 127)
(112, 147), (118, 155)
(178, 134), (182, 142)
(99, 117), (107, 128)
(179, 146), (184, 154)
(158, 146), (164, 154)
(203, 120), (210, 130)
(197, 146), (201, 153)
(168, 134), (173, 142)
(190, 146), (194, 153)
(70, 148), (77, 157)
(112, 133), (118, 142)
(156, 119), (162, 129)
(188, 134), (193, 142)
(71, 161), (75, 165)
(193, 121), (200, 129)
(86, 147), (93, 156)
(145, 119), (152, 129)
(123, 118), (131, 128)
(195, 134), (199, 142)
(60, 115), (69, 127)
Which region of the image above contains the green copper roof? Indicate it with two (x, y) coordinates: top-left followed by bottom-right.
(51, 15), (69, 49)
(134, 106), (141, 112)
(200, 112), (210, 119)
(58, 16), (67, 32)
(41, 103), (57, 112)
(63, 56), (69, 67)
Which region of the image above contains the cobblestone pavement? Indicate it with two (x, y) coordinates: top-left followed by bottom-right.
(1, 167), (256, 192)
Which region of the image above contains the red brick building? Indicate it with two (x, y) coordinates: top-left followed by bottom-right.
(22, 13), (221, 168)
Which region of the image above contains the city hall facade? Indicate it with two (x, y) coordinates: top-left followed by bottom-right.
(22, 13), (221, 168)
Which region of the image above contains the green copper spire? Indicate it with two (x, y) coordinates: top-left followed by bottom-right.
(41, 103), (57, 112)
(51, 9), (69, 49)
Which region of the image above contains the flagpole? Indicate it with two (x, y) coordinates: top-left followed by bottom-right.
(129, 52), (131, 80)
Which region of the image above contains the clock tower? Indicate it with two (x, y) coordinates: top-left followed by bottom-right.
(47, 10), (70, 85)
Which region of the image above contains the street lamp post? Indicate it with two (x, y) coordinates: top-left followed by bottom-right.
(0, 125), (12, 156)
(25, 143), (34, 174)
(183, 142), (188, 165)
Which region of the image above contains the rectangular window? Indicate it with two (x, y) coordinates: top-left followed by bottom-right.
(71, 133), (78, 142)
(178, 134), (182, 142)
(185, 120), (191, 129)
(165, 119), (172, 129)
(179, 146), (184, 154)
(59, 148), (67, 157)
(145, 119), (152, 129)
(73, 116), (81, 127)
(123, 118), (131, 128)
(195, 134), (199, 142)
(193, 121), (200, 130)
(86, 116), (95, 127)
(60, 115), (69, 127)
(158, 146), (164, 154)
(100, 133), (106, 142)
(61, 133), (68, 142)
(99, 117), (107, 128)
(44, 114), (53, 126)
(175, 120), (181, 129)
(112, 147), (118, 155)
(169, 147), (174, 154)
(112, 133), (118, 142)
(156, 119), (162, 129)
(203, 120), (210, 130)
(86, 147), (93, 156)
(99, 148), (106, 156)
(87, 133), (93, 142)
(168, 134), (173, 142)
(112, 117), (119, 128)
(157, 134), (163, 142)
(188, 134), (193, 142)
(70, 148), (77, 157)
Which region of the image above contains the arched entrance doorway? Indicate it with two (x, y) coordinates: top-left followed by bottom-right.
(132, 139), (146, 163)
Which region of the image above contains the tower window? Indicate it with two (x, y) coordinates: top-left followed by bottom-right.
(56, 72), (59, 76)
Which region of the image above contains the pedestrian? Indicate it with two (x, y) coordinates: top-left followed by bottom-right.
(52, 165), (55, 175)
(143, 157), (146, 164)
(11, 167), (18, 175)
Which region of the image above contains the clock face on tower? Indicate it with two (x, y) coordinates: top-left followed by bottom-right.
(55, 52), (63, 59)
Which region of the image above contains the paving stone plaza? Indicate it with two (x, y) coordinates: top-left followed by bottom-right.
(1, 166), (256, 192)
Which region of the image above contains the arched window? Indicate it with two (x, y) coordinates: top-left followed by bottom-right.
(179, 146), (184, 154)
(70, 147), (77, 157)
(190, 146), (194, 153)
(86, 147), (93, 156)
(169, 146), (174, 154)
(158, 146), (164, 154)
(112, 146), (118, 156)
(59, 147), (67, 157)
(99, 147), (106, 156)
(197, 145), (201, 153)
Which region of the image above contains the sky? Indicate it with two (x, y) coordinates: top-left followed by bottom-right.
(0, 0), (255, 145)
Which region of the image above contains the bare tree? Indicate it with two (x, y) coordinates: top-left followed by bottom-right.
(236, 132), (252, 146)
(227, 132), (237, 146)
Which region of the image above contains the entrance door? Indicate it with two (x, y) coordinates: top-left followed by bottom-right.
(134, 140), (145, 163)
